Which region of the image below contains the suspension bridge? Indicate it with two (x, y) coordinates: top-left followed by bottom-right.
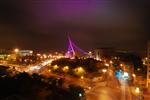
(66, 34), (88, 58)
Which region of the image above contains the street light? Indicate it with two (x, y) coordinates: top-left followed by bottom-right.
(102, 69), (107, 73)
(135, 87), (140, 94)
(74, 67), (85, 76)
(62, 66), (69, 72)
(14, 48), (19, 53)
(81, 76), (84, 79)
(132, 74), (136, 78)
(43, 54), (47, 59)
(79, 93), (82, 97)
(48, 69), (51, 72)
(78, 67), (84, 72)
(105, 63), (109, 67)
(120, 64), (123, 67)
(88, 51), (92, 54)
(29, 51), (33, 54)
(53, 65), (59, 70)
(110, 60), (113, 64)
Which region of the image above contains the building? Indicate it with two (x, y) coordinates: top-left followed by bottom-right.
(143, 57), (148, 66)
(18, 50), (33, 56)
(7, 50), (34, 61)
(0, 49), (11, 60)
(94, 48), (116, 60)
(147, 42), (150, 88)
(94, 49), (101, 60)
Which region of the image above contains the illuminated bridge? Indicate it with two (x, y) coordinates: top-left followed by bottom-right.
(66, 34), (88, 58)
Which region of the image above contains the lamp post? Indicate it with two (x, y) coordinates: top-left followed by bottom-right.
(14, 48), (19, 53)
(13, 48), (19, 62)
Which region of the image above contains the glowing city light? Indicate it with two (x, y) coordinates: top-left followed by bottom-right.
(43, 54), (47, 59)
(48, 69), (51, 72)
(41, 60), (53, 66)
(14, 48), (19, 53)
(132, 74), (136, 78)
(29, 51), (33, 54)
(62, 66), (69, 72)
(81, 76), (84, 79)
(88, 51), (92, 54)
(29, 66), (41, 71)
(74, 67), (85, 76)
(145, 57), (148, 60)
(37, 53), (41, 56)
(122, 72), (129, 80)
(110, 61), (113, 64)
(102, 69), (107, 73)
(53, 65), (59, 70)
(105, 63), (109, 67)
(120, 64), (123, 67)
(79, 93), (82, 97)
(135, 87), (140, 94)
(78, 67), (84, 72)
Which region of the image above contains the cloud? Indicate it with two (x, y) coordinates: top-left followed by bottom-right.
(0, 0), (149, 53)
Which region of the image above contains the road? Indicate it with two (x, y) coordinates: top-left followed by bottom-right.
(86, 80), (121, 100)
(0, 60), (146, 100)
(86, 66), (140, 100)
(86, 67), (121, 100)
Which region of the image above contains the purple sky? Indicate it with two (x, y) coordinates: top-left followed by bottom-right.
(0, 0), (150, 54)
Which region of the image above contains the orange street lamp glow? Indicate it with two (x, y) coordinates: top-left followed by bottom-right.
(14, 48), (19, 53)
(102, 69), (107, 73)
(105, 63), (109, 67)
(135, 87), (140, 94)
(62, 66), (69, 72)
(132, 74), (136, 78)
(110, 61), (113, 64)
(120, 64), (123, 67)
(81, 76), (84, 79)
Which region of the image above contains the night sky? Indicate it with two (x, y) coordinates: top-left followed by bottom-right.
(0, 0), (150, 54)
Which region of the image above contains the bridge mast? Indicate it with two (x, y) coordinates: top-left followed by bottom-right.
(66, 34), (88, 58)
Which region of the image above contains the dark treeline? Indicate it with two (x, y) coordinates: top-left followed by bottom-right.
(0, 66), (85, 100)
